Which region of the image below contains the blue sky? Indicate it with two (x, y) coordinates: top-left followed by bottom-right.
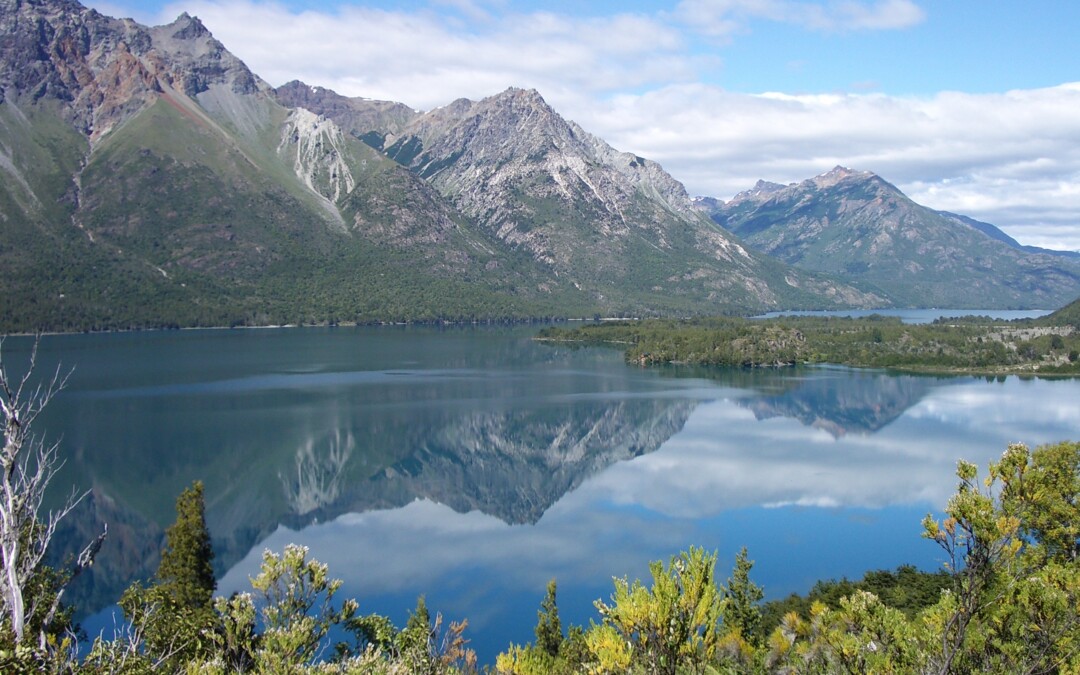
(85, 0), (1080, 250)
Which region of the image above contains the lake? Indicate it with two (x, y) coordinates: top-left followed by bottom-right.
(9, 325), (1080, 663)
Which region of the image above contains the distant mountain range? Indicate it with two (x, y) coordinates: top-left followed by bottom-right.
(700, 167), (1080, 309)
(1, 0), (1077, 332)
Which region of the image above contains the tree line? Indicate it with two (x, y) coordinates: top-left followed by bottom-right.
(536, 315), (1080, 374)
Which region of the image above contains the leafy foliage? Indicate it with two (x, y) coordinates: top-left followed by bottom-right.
(760, 564), (952, 637)
(590, 546), (725, 674)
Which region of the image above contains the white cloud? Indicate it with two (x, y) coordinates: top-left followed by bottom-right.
(577, 83), (1080, 250)
(153, 0), (689, 110)
(675, 0), (925, 37)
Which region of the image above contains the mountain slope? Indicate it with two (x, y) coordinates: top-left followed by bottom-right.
(0, 0), (599, 331)
(706, 167), (1080, 308)
(280, 84), (882, 315)
(0, 0), (881, 332)
(1042, 295), (1080, 328)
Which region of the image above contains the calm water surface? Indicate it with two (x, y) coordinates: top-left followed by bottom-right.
(8, 325), (1079, 663)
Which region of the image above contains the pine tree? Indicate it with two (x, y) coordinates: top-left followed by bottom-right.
(722, 547), (764, 646)
(535, 578), (562, 657)
(118, 480), (217, 668)
(157, 480), (215, 609)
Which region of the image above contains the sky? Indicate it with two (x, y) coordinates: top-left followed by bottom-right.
(84, 0), (1080, 251)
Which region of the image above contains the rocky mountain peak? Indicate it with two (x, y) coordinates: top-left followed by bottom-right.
(810, 165), (874, 188)
(492, 86), (548, 110)
(0, 0), (263, 140)
(146, 11), (261, 97)
(467, 86), (566, 138)
(729, 179), (789, 205)
(166, 12), (210, 40)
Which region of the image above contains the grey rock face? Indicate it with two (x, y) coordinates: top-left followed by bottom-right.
(0, 0), (264, 140)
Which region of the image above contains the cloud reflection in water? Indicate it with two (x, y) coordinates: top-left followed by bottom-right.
(219, 374), (1080, 663)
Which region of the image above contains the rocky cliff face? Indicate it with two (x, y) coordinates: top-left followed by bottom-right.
(274, 80), (418, 145)
(707, 167), (1080, 308)
(0, 1), (262, 142)
(278, 107), (357, 215)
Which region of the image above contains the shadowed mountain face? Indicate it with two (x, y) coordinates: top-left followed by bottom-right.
(703, 167), (1080, 309)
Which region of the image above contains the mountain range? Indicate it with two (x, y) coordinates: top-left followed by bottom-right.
(701, 167), (1080, 308)
(1, 0), (1077, 332)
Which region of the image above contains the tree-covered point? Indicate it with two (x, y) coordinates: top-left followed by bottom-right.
(1042, 294), (1080, 329)
(536, 313), (1080, 374)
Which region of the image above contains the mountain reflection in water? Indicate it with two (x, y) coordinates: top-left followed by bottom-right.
(12, 327), (1078, 663)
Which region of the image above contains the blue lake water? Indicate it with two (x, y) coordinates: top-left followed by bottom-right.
(7, 325), (1078, 663)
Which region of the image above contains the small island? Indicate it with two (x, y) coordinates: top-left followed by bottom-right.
(536, 298), (1080, 376)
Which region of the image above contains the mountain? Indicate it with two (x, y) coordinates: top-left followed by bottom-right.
(276, 82), (883, 314)
(741, 370), (934, 438)
(1, 0), (595, 331)
(0, 0), (880, 333)
(704, 167), (1080, 309)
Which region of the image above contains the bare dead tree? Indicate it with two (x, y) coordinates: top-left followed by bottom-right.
(0, 337), (103, 648)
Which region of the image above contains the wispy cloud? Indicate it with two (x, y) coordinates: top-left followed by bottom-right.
(675, 0), (926, 37)
(155, 0), (689, 108)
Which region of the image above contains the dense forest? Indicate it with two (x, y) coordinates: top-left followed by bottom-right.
(536, 311), (1080, 375)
